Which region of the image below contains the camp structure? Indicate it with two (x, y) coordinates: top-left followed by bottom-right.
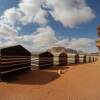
(59, 52), (67, 66)
(86, 55), (90, 63)
(92, 56), (95, 62)
(0, 45), (31, 77)
(91, 56), (94, 62)
(48, 47), (77, 66)
(87, 54), (94, 63)
(67, 53), (76, 65)
(31, 51), (53, 70)
(48, 47), (67, 66)
(83, 55), (87, 63)
(75, 53), (79, 64)
(90, 53), (99, 62)
(89, 56), (92, 63)
(93, 56), (98, 62)
(78, 53), (87, 63)
(95, 56), (98, 61)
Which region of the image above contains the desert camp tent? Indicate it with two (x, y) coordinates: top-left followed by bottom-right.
(31, 51), (53, 70)
(78, 54), (87, 63)
(67, 53), (76, 65)
(83, 55), (87, 63)
(0, 45), (31, 75)
(86, 55), (90, 63)
(89, 56), (92, 63)
(48, 47), (67, 66)
(48, 47), (78, 66)
(86, 54), (93, 63)
(59, 52), (67, 66)
(94, 56), (98, 62)
(91, 56), (94, 62)
(75, 54), (79, 64)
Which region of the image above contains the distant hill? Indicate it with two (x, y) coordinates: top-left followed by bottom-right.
(48, 47), (77, 54)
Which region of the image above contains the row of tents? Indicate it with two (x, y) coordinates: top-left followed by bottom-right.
(0, 45), (98, 78)
(31, 47), (98, 69)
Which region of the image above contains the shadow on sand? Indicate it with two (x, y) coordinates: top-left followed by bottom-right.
(1, 70), (61, 85)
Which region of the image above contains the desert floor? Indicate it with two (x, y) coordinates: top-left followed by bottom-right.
(0, 58), (100, 100)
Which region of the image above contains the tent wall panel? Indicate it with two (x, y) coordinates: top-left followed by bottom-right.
(75, 54), (79, 64)
(0, 45), (31, 75)
(83, 55), (87, 63)
(91, 56), (93, 62)
(53, 55), (59, 66)
(86, 56), (90, 63)
(59, 52), (67, 66)
(67, 54), (75, 64)
(31, 52), (53, 70)
(31, 55), (39, 69)
(79, 55), (84, 63)
(89, 56), (91, 62)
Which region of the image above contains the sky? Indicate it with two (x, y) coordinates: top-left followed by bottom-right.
(0, 0), (100, 53)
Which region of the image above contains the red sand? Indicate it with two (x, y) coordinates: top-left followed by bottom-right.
(0, 58), (100, 100)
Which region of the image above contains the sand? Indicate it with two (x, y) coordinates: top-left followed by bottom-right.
(0, 58), (100, 100)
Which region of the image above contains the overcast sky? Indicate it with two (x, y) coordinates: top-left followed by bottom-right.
(0, 0), (100, 53)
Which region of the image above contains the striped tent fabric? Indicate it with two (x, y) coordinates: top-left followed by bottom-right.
(91, 56), (94, 62)
(83, 55), (87, 63)
(39, 51), (53, 69)
(67, 53), (76, 65)
(86, 56), (90, 63)
(79, 54), (85, 63)
(48, 47), (67, 66)
(75, 54), (79, 64)
(0, 45), (31, 75)
(59, 52), (67, 66)
(89, 56), (92, 63)
(31, 51), (53, 70)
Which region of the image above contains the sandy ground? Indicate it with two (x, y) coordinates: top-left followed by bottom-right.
(0, 58), (100, 100)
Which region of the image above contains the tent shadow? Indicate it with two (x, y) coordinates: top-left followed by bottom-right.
(3, 70), (60, 85)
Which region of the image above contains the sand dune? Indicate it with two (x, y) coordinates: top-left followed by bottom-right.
(0, 58), (100, 100)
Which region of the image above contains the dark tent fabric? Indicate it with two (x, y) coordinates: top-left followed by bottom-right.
(0, 45), (31, 75)
(59, 52), (67, 66)
(75, 54), (79, 64)
(39, 51), (53, 70)
(83, 55), (87, 63)
(89, 57), (91, 63)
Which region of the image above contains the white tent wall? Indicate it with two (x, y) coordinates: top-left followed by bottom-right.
(67, 53), (76, 64)
(53, 54), (59, 66)
(79, 54), (85, 63)
(31, 55), (39, 70)
(86, 56), (90, 63)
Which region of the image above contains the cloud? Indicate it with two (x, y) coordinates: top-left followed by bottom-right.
(32, 26), (58, 51)
(0, 34), (33, 49)
(0, 25), (97, 52)
(46, 0), (95, 28)
(55, 38), (96, 52)
(68, 38), (94, 49)
(1, 0), (95, 27)
(0, 0), (48, 26)
(3, 8), (22, 25)
(33, 8), (48, 25)
(0, 0), (97, 53)
(18, 0), (95, 27)
(0, 23), (17, 36)
(0, 26), (57, 52)
(18, 0), (48, 26)
(0, 36), (17, 48)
